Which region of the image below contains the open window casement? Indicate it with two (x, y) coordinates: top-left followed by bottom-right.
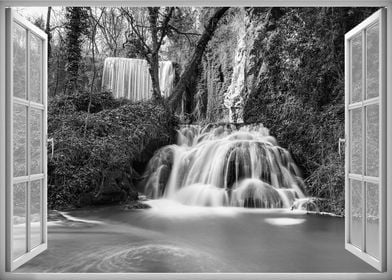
(5, 8), (48, 271)
(345, 8), (387, 272)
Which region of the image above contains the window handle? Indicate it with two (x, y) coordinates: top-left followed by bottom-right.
(47, 138), (54, 159)
(338, 138), (345, 157)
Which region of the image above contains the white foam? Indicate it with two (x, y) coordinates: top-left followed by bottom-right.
(264, 217), (306, 226)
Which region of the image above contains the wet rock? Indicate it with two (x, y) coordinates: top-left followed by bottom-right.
(291, 197), (320, 212)
(122, 201), (151, 210)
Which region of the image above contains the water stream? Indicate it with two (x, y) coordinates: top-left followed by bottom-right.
(101, 57), (175, 101)
(143, 123), (317, 210)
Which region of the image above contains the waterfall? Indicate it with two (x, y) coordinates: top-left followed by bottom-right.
(143, 123), (318, 210)
(101, 57), (175, 101)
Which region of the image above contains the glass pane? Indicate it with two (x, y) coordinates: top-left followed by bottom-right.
(366, 182), (379, 259)
(350, 108), (362, 174)
(31, 180), (42, 249)
(366, 104), (379, 177)
(13, 23), (26, 99)
(366, 23), (379, 99)
(350, 179), (363, 248)
(13, 182), (27, 260)
(30, 109), (42, 174)
(351, 33), (363, 103)
(30, 34), (42, 103)
(13, 103), (27, 177)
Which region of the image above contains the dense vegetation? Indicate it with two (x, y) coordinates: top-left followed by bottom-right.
(242, 7), (377, 215)
(47, 92), (177, 209)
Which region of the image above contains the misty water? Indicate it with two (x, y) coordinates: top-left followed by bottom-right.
(17, 203), (375, 272)
(17, 124), (375, 272)
(143, 124), (315, 210)
(101, 57), (175, 101)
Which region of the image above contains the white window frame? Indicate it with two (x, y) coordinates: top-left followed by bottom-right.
(344, 9), (387, 271)
(0, 1), (391, 280)
(5, 9), (48, 272)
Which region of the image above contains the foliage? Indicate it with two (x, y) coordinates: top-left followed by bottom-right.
(243, 7), (377, 214)
(64, 7), (90, 93)
(162, 7), (201, 67)
(47, 91), (178, 209)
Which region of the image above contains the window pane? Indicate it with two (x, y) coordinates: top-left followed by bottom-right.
(30, 34), (42, 103)
(13, 23), (26, 99)
(366, 23), (379, 99)
(350, 179), (362, 249)
(30, 109), (42, 174)
(366, 182), (379, 259)
(350, 108), (362, 174)
(351, 33), (362, 103)
(366, 104), (379, 177)
(31, 180), (42, 249)
(13, 182), (27, 260)
(13, 103), (27, 177)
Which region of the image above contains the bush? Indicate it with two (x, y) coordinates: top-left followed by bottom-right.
(47, 91), (178, 209)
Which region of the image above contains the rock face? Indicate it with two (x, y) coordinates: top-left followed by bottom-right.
(199, 8), (245, 123)
(200, 8), (269, 123)
(223, 21), (246, 123)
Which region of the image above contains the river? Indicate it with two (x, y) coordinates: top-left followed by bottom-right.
(17, 199), (375, 273)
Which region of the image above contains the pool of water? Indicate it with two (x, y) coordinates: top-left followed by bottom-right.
(17, 199), (376, 273)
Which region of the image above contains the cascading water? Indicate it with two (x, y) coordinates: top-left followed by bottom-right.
(101, 57), (175, 101)
(143, 123), (318, 210)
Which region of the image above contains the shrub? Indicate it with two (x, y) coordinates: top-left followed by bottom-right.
(47, 91), (178, 209)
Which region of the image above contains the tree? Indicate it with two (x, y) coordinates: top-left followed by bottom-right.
(119, 7), (229, 105)
(64, 7), (90, 94)
(46, 7), (52, 59)
(90, 8), (127, 57)
(168, 7), (229, 110)
(121, 7), (174, 100)
(83, 8), (104, 137)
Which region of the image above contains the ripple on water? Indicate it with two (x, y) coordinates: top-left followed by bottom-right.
(60, 243), (229, 273)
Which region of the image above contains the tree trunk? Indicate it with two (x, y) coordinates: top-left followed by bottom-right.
(168, 7), (229, 110)
(147, 7), (162, 100)
(84, 8), (100, 138)
(45, 7), (52, 60)
(64, 7), (89, 94)
(148, 55), (162, 100)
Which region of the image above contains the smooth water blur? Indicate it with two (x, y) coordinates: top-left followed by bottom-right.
(101, 57), (175, 101)
(143, 124), (317, 210)
(18, 202), (375, 273)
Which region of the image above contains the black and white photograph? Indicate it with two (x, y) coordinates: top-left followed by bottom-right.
(0, 0), (391, 278)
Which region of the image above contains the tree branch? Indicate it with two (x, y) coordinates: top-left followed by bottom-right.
(121, 8), (152, 55)
(168, 7), (230, 109)
(157, 7), (174, 48)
